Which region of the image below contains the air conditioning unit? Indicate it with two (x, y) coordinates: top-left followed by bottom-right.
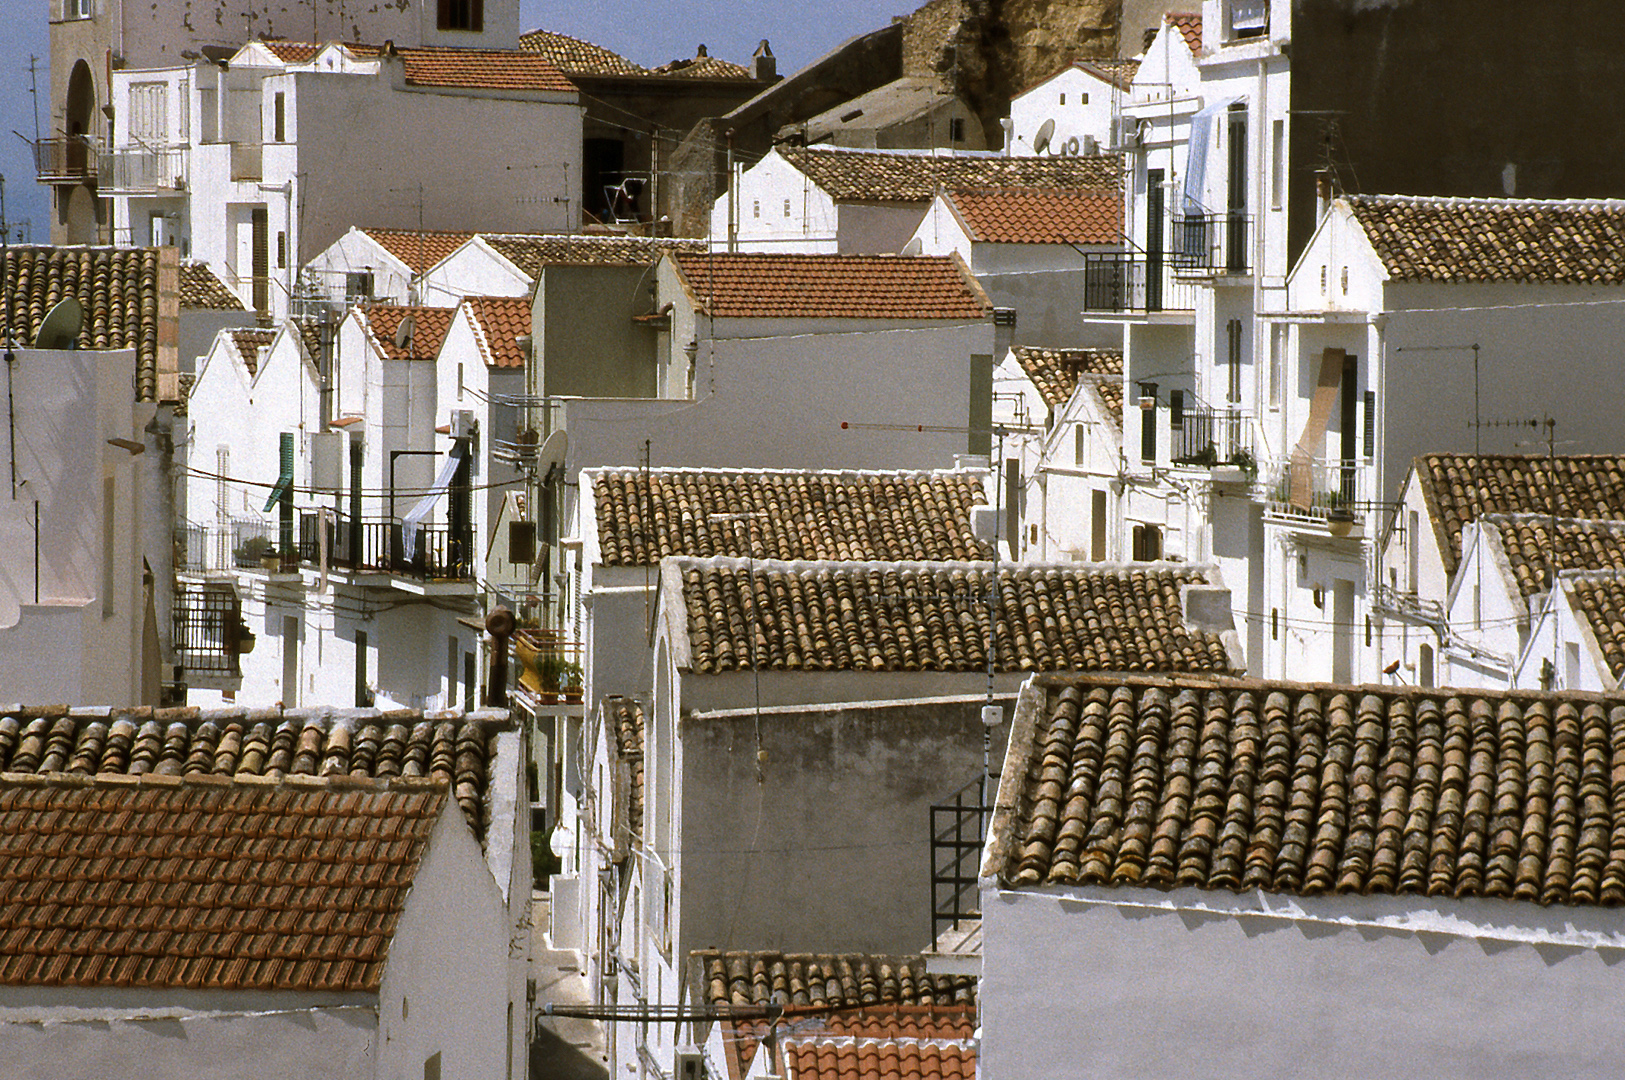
(1113, 116), (1142, 149)
(451, 409), (478, 440)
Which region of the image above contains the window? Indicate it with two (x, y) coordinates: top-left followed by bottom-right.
(752, 199), (759, 218)
(346, 271), (373, 301)
(179, 78), (190, 140)
(1139, 382), (1157, 463)
(1226, 318), (1243, 405)
(1074, 423), (1086, 466)
(1418, 643), (1434, 688)
(63, 0), (91, 19)
(1271, 119), (1284, 209)
(276, 231), (286, 269)
(1090, 490), (1107, 561)
(437, 0), (483, 31)
(129, 82), (168, 145)
(1059, 93), (1065, 105)
(1132, 523), (1162, 561)
(273, 92), (285, 142)
(355, 631), (370, 707)
(1268, 325), (1283, 409)
(447, 635), (459, 707)
(424, 1052), (441, 1080)
(1230, 0), (1268, 38)
(782, 198), (791, 218)
(949, 117), (966, 143)
(1080, 92), (1088, 105)
(1566, 641), (1582, 688)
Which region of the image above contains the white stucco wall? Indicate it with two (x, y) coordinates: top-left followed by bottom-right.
(305, 229), (416, 307)
(419, 239), (533, 307)
(1008, 65), (1120, 157)
(981, 882), (1625, 1080)
(709, 150), (839, 253)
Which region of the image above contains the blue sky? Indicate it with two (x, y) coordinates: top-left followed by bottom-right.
(0, 1), (900, 243)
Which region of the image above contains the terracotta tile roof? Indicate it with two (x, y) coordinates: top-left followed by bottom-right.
(945, 187), (1121, 245)
(0, 705), (506, 839)
(293, 316), (325, 363)
(674, 560), (1238, 675)
(696, 950), (976, 1078)
(1416, 454), (1625, 576)
(996, 674), (1625, 905)
(1570, 577), (1625, 678)
(1167, 13), (1203, 56)
(227, 328), (276, 375)
(1, 246), (166, 401)
(1079, 57), (1141, 88)
(396, 46), (577, 93)
(782, 1008), (978, 1080)
(650, 52), (752, 80)
(260, 41), (330, 64)
(591, 468), (993, 566)
(1014, 346), (1121, 408)
(607, 696), (643, 843)
(778, 146), (1123, 204)
(463, 295), (531, 369)
(1345, 195), (1625, 284)
(360, 228), (477, 274)
(484, 233), (706, 278)
(1485, 515), (1625, 598)
(179, 262), (245, 310)
(361, 304), (456, 360)
(670, 253), (991, 320)
(0, 775), (444, 992)
(1091, 377), (1124, 430)
(517, 29), (647, 76)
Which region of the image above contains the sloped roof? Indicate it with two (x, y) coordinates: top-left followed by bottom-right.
(260, 41), (576, 93)
(1167, 13), (1203, 56)
(463, 295), (531, 369)
(781, 1009), (978, 1080)
(778, 146), (1123, 203)
(650, 51), (751, 80)
(591, 468), (992, 566)
(1485, 515), (1625, 598)
(672, 560), (1239, 675)
(1090, 377), (1124, 431)
(360, 304), (456, 360)
(360, 228), (478, 274)
(607, 696), (643, 844)
(1, 246), (166, 400)
(484, 233), (705, 278)
(1014, 347), (1121, 409)
(1081, 57), (1141, 88)
(180, 262), (246, 310)
(0, 706), (507, 840)
(0, 775), (444, 992)
(946, 188), (1121, 244)
(1570, 576), (1625, 679)
(227, 328), (276, 375)
(670, 253), (990, 320)
(1345, 194), (1625, 284)
(995, 674), (1625, 907)
(517, 28), (647, 76)
(1416, 454), (1625, 576)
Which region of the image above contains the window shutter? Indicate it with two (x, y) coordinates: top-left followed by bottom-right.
(437, 0), (451, 29)
(1363, 390), (1376, 458)
(471, 0), (483, 31)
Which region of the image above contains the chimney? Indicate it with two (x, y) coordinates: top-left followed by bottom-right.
(696, 44), (708, 58)
(752, 40), (776, 81)
(998, 117), (1013, 155)
(1315, 169), (1334, 219)
(993, 306), (1016, 361)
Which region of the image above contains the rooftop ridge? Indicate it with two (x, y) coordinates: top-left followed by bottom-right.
(592, 465), (989, 479)
(668, 555), (1212, 574)
(1349, 193), (1625, 211)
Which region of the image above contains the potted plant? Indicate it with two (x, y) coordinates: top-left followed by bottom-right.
(560, 661), (583, 703)
(234, 534), (277, 569)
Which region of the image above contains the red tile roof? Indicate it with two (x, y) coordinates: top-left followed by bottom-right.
(361, 305), (456, 360)
(463, 296), (531, 368)
(1013, 347), (1121, 408)
(650, 53), (752, 80)
(780, 146), (1123, 203)
(361, 228), (477, 273)
(227, 329), (276, 375)
(671, 253), (990, 320)
(1570, 576), (1625, 679)
(1167, 13), (1203, 56)
(0, 775), (444, 992)
(180, 262), (246, 310)
(782, 1008), (979, 1080)
(258, 41), (576, 93)
(483, 233), (705, 277)
(946, 187), (1122, 245)
(517, 29), (647, 76)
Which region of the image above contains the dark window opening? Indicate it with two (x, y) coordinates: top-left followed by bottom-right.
(273, 92), (285, 142)
(1131, 524), (1162, 562)
(436, 0), (482, 31)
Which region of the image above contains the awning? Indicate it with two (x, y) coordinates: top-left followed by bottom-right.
(402, 441), (468, 560)
(262, 432), (294, 512)
(1182, 97), (1241, 215)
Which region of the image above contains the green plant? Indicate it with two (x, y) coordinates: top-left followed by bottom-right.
(536, 653), (582, 693)
(1229, 448), (1258, 479)
(235, 534), (276, 562)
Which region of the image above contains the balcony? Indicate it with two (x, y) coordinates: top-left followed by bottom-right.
(1265, 457), (1367, 529)
(32, 137), (97, 184)
(99, 144), (189, 193)
(298, 511), (475, 583)
(173, 582), (247, 685)
(1172, 401), (1255, 477)
(1082, 252), (1196, 314)
(1171, 212), (1251, 276)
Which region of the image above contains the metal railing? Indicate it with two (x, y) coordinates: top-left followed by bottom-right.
(99, 144), (189, 192)
(173, 582), (243, 679)
(298, 510), (475, 581)
(1267, 457), (1365, 521)
(32, 137), (97, 183)
(1172, 212), (1252, 274)
(1082, 252), (1196, 313)
(930, 775), (993, 947)
(1173, 402), (1254, 468)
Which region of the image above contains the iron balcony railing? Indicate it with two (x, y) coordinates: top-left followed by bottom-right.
(178, 518), (295, 573)
(298, 510), (475, 581)
(173, 582), (244, 679)
(930, 775), (992, 947)
(1082, 252), (1196, 314)
(1266, 457), (1366, 522)
(99, 144), (189, 192)
(1173, 402), (1254, 469)
(1172, 212), (1252, 275)
(32, 137), (98, 183)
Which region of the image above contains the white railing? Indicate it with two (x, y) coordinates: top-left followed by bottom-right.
(99, 144), (189, 192)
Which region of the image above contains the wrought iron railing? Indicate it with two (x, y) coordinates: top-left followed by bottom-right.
(1172, 212), (1252, 274)
(99, 144), (189, 192)
(173, 582), (244, 679)
(1082, 253), (1196, 313)
(930, 775), (992, 947)
(298, 510), (474, 581)
(1267, 457), (1365, 521)
(33, 137), (97, 183)
(1173, 403), (1254, 469)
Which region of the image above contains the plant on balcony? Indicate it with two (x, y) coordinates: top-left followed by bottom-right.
(1229, 448), (1258, 480)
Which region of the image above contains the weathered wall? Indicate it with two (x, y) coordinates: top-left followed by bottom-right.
(1288, 0), (1625, 264)
(539, 264), (661, 398)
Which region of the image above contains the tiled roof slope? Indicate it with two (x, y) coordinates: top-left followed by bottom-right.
(1487, 515), (1625, 597)
(1, 246), (163, 400)
(485, 233), (706, 278)
(782, 1009), (977, 1080)
(1014, 346), (1121, 408)
(1081, 58), (1141, 88)
(1346, 195), (1625, 284)
(1416, 454), (1625, 575)
(1570, 577), (1625, 679)
(361, 228), (477, 274)
(674, 560), (1238, 675)
(361, 304), (456, 360)
(260, 41), (575, 92)
(779, 146), (1123, 203)
(1092, 378), (1125, 430)
(0, 776), (443, 992)
(592, 468), (993, 566)
(671, 253), (990, 320)
(179, 262), (245, 310)
(948, 188), (1122, 245)
(228, 328), (276, 375)
(463, 296), (530, 368)
(996, 675), (1625, 906)
(651, 53), (752, 80)
(1167, 13), (1203, 55)
(517, 29), (648, 76)
(0, 706), (506, 839)
(607, 696), (643, 843)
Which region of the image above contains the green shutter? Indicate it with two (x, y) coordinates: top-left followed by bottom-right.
(263, 431), (294, 511)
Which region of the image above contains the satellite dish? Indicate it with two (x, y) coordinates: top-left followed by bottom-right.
(393, 314), (416, 353)
(34, 297), (83, 350)
(538, 429), (568, 476)
(901, 237), (923, 256)
(1033, 118), (1056, 155)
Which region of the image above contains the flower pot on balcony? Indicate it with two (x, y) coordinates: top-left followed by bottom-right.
(260, 554), (281, 571)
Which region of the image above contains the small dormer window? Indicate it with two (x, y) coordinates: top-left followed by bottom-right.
(1230, 0), (1268, 38)
(437, 0), (482, 31)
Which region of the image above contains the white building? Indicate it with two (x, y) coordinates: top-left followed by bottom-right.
(103, 40), (582, 320)
(1007, 59), (1139, 160)
(304, 227), (477, 309)
(981, 672), (1625, 1080)
(711, 145), (1121, 254)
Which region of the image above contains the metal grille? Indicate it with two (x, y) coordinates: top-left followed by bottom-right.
(173, 583), (242, 678)
(930, 776), (992, 946)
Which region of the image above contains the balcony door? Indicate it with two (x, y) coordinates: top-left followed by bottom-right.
(1146, 168), (1164, 311)
(1226, 105), (1247, 273)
